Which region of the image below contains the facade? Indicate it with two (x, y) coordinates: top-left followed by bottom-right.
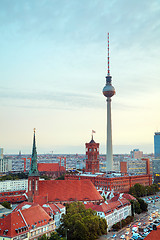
(102, 33), (115, 172)
(0, 148), (12, 173)
(65, 173), (152, 193)
(0, 158), (12, 173)
(130, 149), (143, 159)
(0, 179), (28, 192)
(85, 198), (131, 230)
(0, 148), (3, 160)
(42, 203), (65, 229)
(37, 163), (66, 179)
(0, 202), (55, 240)
(153, 132), (160, 188)
(120, 158), (152, 175)
(152, 159), (160, 188)
(154, 132), (160, 158)
(85, 136), (99, 173)
(152, 158), (160, 174)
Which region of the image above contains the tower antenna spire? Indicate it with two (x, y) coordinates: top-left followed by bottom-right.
(103, 33), (115, 172)
(107, 32), (110, 76)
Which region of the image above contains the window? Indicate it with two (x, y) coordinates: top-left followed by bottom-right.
(36, 180), (38, 191)
(29, 180), (31, 191)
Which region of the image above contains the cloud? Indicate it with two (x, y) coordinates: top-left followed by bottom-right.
(0, 88), (103, 109)
(1, 0), (160, 48)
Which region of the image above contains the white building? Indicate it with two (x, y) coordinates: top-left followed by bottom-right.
(0, 148), (3, 160)
(0, 179), (28, 192)
(0, 148), (12, 173)
(42, 203), (66, 229)
(85, 198), (131, 230)
(0, 158), (12, 173)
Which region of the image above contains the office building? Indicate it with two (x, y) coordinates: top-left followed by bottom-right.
(130, 149), (143, 159)
(154, 132), (160, 158)
(0, 179), (28, 192)
(0, 148), (3, 159)
(0, 158), (12, 173)
(120, 158), (152, 175)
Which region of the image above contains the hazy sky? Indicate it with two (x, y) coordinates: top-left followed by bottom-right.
(0, 0), (160, 154)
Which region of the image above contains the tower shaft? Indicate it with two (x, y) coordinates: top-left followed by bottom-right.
(106, 98), (113, 171)
(102, 33), (115, 173)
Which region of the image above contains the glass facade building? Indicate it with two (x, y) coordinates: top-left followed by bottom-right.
(154, 132), (160, 158)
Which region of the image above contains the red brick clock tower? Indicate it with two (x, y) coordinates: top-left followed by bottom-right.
(85, 134), (99, 174)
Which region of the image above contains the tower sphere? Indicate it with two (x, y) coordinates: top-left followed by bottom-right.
(103, 84), (115, 98)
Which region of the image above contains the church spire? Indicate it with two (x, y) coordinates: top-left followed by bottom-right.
(29, 128), (39, 176)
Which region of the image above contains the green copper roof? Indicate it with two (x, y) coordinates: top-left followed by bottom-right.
(29, 130), (39, 176)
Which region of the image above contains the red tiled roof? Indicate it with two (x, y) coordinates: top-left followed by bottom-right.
(55, 203), (64, 209)
(12, 202), (36, 212)
(85, 198), (130, 216)
(33, 195), (48, 206)
(38, 180), (103, 203)
(0, 203), (52, 238)
(105, 192), (136, 202)
(122, 193), (136, 201)
(144, 226), (160, 239)
(0, 194), (27, 204)
(109, 195), (119, 202)
(38, 163), (65, 172)
(42, 203), (64, 215)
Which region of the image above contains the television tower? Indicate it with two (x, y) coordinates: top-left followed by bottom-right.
(102, 33), (115, 172)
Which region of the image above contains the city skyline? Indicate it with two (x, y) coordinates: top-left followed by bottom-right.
(0, 1), (160, 154)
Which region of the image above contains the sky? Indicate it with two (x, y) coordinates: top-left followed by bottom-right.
(0, 0), (160, 155)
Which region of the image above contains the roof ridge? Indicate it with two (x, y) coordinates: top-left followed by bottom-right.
(18, 209), (28, 227)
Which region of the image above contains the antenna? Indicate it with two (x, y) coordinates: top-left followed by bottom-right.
(107, 32), (110, 76)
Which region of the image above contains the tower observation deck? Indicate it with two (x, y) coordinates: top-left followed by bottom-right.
(102, 33), (115, 172)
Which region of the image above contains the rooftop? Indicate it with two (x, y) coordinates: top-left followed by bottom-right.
(35, 179), (103, 203)
(0, 202), (53, 238)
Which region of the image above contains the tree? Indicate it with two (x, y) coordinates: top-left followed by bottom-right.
(1, 201), (12, 209)
(41, 175), (52, 180)
(129, 186), (136, 197)
(112, 216), (133, 231)
(56, 174), (65, 180)
(137, 198), (148, 212)
(49, 232), (64, 240)
(152, 183), (159, 193)
(130, 200), (135, 216)
(38, 232), (64, 240)
(57, 202), (107, 240)
(102, 195), (106, 201)
(38, 234), (48, 240)
(133, 200), (141, 214)
(134, 184), (145, 197)
(129, 183), (159, 198)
